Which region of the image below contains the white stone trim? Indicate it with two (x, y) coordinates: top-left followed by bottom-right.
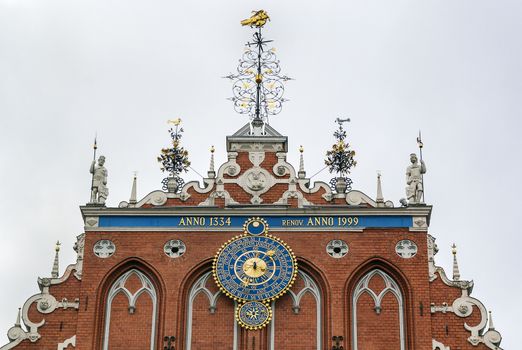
(346, 190), (378, 207)
(432, 338), (450, 350)
(57, 335), (76, 349)
(352, 269), (405, 350)
(430, 289), (503, 349)
(102, 269), (157, 350)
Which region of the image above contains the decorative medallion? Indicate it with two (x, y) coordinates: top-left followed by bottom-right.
(164, 239), (186, 258)
(326, 240), (349, 258)
(243, 217), (269, 236)
(395, 239), (418, 258)
(236, 301), (272, 330)
(93, 240), (115, 258)
(246, 170), (267, 191)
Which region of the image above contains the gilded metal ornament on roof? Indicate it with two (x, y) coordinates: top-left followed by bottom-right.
(325, 118), (357, 193)
(225, 11), (291, 129)
(241, 10), (270, 28)
(157, 119), (191, 193)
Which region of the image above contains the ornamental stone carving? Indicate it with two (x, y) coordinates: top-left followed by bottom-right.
(73, 234), (85, 279)
(395, 239), (418, 259)
(93, 240), (116, 258)
(246, 170), (268, 191)
(237, 167), (275, 204)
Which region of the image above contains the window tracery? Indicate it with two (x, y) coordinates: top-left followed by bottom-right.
(103, 269), (157, 350)
(352, 269), (405, 350)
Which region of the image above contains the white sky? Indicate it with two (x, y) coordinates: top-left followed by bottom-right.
(0, 0), (520, 348)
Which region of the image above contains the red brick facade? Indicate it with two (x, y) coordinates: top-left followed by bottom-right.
(0, 125), (503, 350)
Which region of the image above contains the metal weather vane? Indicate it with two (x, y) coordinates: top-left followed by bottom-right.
(157, 118), (191, 193)
(225, 10), (291, 132)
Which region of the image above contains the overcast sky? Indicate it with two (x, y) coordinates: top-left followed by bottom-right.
(0, 0), (520, 348)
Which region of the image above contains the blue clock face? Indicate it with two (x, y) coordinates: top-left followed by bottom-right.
(236, 301), (271, 329)
(213, 235), (297, 301)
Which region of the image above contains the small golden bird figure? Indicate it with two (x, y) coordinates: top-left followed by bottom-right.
(168, 118), (182, 126)
(241, 10), (270, 28)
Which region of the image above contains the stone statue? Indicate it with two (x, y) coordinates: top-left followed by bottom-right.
(90, 155), (108, 205)
(406, 153), (426, 204)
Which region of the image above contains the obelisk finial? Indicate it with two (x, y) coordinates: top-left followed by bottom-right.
(376, 171), (384, 206)
(208, 146), (216, 178)
(52, 241), (61, 278)
(15, 308), (21, 327)
(488, 310), (496, 330)
(129, 172), (138, 206)
(451, 243), (460, 281)
(298, 145), (306, 179)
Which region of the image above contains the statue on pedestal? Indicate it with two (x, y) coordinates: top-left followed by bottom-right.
(90, 155), (108, 205)
(406, 153), (426, 204)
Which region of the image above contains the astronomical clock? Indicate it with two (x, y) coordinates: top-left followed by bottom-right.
(213, 218), (297, 329)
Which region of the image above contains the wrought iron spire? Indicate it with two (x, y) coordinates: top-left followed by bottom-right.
(225, 10), (291, 135)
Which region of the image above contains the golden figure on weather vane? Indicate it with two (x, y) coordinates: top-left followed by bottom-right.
(240, 10), (270, 28)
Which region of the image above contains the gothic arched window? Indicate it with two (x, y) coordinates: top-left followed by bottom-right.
(269, 270), (323, 350)
(102, 269), (158, 350)
(185, 271), (237, 350)
(352, 269), (405, 350)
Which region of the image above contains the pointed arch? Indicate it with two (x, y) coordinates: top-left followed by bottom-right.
(94, 258), (165, 350)
(269, 259), (328, 350)
(103, 269), (158, 350)
(183, 268), (237, 350)
(346, 258), (412, 350)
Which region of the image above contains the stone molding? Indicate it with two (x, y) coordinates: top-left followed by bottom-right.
(432, 339), (450, 350)
(57, 335), (76, 350)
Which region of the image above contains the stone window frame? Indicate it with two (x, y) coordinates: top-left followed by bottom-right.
(185, 272), (239, 350)
(351, 269), (405, 350)
(103, 269), (158, 350)
(268, 270), (322, 350)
